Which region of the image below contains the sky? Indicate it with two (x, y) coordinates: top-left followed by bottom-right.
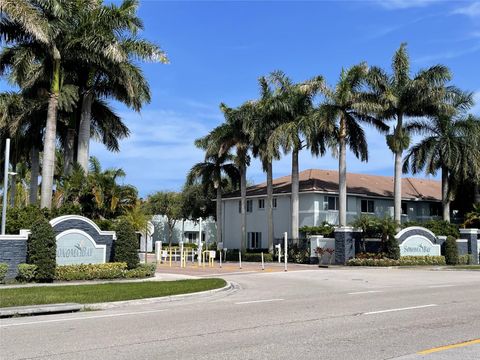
(5, 0), (480, 196)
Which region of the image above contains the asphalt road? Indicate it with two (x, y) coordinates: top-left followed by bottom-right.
(1, 267), (479, 360)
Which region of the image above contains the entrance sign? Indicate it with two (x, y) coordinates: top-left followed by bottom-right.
(396, 226), (441, 257)
(56, 229), (106, 265)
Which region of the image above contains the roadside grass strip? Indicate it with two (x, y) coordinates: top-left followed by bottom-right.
(418, 339), (480, 355)
(0, 279), (226, 308)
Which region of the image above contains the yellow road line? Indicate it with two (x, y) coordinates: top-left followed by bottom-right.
(418, 339), (480, 355)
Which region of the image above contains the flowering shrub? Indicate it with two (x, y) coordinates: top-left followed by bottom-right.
(347, 256), (446, 267)
(125, 263), (157, 278)
(16, 264), (37, 282)
(0, 263), (8, 283)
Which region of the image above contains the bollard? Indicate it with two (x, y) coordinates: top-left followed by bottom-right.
(155, 241), (162, 263)
(261, 252), (264, 270)
(284, 232), (288, 272)
(239, 251), (242, 269)
(191, 248), (195, 263)
(174, 248), (177, 263)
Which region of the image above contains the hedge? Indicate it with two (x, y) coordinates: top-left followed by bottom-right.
(443, 236), (459, 265)
(16, 264), (37, 282)
(225, 250), (273, 262)
(54, 262), (157, 281)
(347, 256), (446, 266)
(458, 254), (471, 265)
(114, 220), (139, 269)
(0, 263), (8, 283)
(27, 217), (56, 282)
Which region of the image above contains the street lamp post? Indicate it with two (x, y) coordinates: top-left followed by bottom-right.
(1, 139), (11, 235)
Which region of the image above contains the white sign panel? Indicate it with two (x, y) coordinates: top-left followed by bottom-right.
(399, 235), (441, 257)
(56, 230), (106, 265)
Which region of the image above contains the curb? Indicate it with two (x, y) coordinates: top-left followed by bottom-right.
(85, 280), (236, 310)
(0, 303), (82, 318)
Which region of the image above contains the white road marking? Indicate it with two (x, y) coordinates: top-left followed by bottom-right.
(235, 299), (284, 305)
(363, 304), (437, 315)
(428, 285), (455, 288)
(348, 290), (383, 295)
(0, 309), (168, 328)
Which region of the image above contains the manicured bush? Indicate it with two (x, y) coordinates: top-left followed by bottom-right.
(384, 234), (400, 260)
(224, 250), (273, 262)
(403, 220), (460, 238)
(16, 264), (37, 282)
(347, 256), (446, 266)
(0, 263), (8, 283)
(114, 219), (139, 269)
(443, 236), (459, 265)
(94, 218), (115, 231)
(458, 254), (471, 265)
(125, 263), (157, 279)
(300, 222), (335, 238)
(55, 263), (127, 281)
(5, 205), (49, 234)
(27, 217), (56, 282)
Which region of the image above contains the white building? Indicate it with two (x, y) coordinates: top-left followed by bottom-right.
(221, 169), (442, 250)
(149, 215), (217, 246)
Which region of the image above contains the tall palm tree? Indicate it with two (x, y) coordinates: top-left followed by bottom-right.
(318, 64), (389, 227)
(266, 71), (324, 242)
(367, 43), (453, 224)
(187, 139), (239, 247)
(403, 100), (478, 222)
(243, 78), (284, 252)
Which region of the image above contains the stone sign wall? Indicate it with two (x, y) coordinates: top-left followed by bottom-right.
(396, 227), (441, 257)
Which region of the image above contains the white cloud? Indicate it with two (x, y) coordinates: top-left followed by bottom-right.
(374, 0), (442, 10)
(414, 43), (480, 63)
(452, 2), (480, 17)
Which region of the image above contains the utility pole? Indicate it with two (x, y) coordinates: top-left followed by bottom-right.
(2, 139), (11, 235)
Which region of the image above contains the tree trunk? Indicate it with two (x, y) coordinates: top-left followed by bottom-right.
(441, 165), (450, 222)
(64, 128), (75, 176)
(267, 161), (274, 252)
(9, 163), (16, 208)
(474, 183), (480, 204)
(240, 163), (247, 252)
(216, 185), (222, 246)
(29, 146), (39, 205)
(338, 118), (347, 227)
(291, 147), (300, 242)
(393, 113), (404, 225)
(77, 92), (93, 173)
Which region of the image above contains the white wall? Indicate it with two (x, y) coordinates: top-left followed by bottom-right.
(150, 215), (216, 245)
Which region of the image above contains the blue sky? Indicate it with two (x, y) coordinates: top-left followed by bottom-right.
(6, 0), (480, 196)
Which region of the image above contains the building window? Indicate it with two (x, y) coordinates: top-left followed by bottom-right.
(401, 202), (408, 215)
(246, 200), (253, 213)
(258, 199), (265, 210)
(273, 197), (277, 208)
(323, 196), (338, 211)
(429, 203), (441, 216)
(361, 199), (375, 213)
(248, 232), (262, 249)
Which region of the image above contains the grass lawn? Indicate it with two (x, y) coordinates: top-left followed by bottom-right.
(0, 279), (226, 308)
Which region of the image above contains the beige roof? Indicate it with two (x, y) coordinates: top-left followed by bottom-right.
(225, 169), (441, 201)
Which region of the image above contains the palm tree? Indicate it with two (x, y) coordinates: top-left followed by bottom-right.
(187, 139), (239, 248)
(404, 101), (478, 222)
(318, 64), (389, 227)
(367, 43), (454, 224)
(266, 71), (324, 242)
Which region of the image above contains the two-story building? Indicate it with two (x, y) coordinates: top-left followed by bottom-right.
(221, 169), (442, 250)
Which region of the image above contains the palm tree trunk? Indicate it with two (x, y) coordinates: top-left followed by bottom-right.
(240, 163), (247, 252)
(77, 92), (93, 173)
(393, 113), (403, 225)
(40, 55), (61, 209)
(291, 147), (300, 242)
(338, 118), (347, 227)
(474, 183), (480, 204)
(267, 160), (274, 252)
(29, 146), (39, 205)
(441, 165), (450, 222)
(216, 185), (222, 245)
(64, 128), (75, 176)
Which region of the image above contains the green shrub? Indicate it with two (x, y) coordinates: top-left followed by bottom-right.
(27, 217), (56, 282)
(300, 222), (335, 238)
(114, 219), (139, 269)
(347, 256), (446, 266)
(224, 250), (273, 262)
(182, 243), (198, 249)
(5, 205), (49, 234)
(458, 254), (471, 265)
(288, 244), (310, 264)
(55, 263), (127, 281)
(384, 234), (400, 260)
(403, 220), (460, 238)
(0, 263), (8, 283)
(125, 263), (157, 278)
(94, 218), (115, 231)
(16, 264), (37, 282)
(443, 236), (459, 265)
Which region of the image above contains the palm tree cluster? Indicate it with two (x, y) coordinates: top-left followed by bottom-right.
(0, 0), (167, 209)
(190, 43), (480, 251)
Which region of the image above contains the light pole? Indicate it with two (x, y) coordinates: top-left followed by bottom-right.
(1, 139), (11, 235)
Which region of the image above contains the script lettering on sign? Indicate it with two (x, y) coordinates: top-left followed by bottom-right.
(399, 235), (440, 257)
(56, 230), (106, 265)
